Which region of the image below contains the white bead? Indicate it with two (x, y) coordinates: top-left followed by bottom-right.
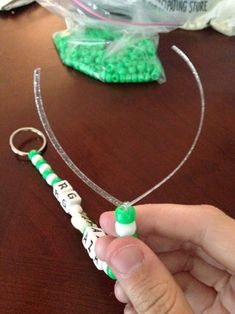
(102, 261), (108, 274)
(68, 204), (83, 216)
(31, 154), (43, 165)
(53, 180), (73, 201)
(93, 256), (103, 271)
(115, 221), (136, 237)
(60, 190), (81, 214)
(82, 226), (105, 259)
(39, 163), (51, 174)
(71, 212), (96, 233)
(46, 173), (58, 186)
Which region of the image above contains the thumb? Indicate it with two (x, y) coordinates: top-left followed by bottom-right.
(105, 237), (192, 314)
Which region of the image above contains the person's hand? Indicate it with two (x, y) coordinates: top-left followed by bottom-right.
(95, 204), (235, 313)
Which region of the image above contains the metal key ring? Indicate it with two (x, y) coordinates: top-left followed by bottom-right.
(9, 127), (47, 157)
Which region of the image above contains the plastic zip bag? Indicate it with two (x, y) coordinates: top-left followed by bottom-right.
(37, 0), (184, 83)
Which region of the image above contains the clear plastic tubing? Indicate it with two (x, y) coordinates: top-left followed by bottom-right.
(34, 45), (205, 207)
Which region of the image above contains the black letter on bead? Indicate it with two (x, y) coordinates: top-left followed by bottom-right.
(88, 240), (93, 253)
(83, 232), (88, 245)
(59, 182), (69, 190)
(67, 192), (77, 200)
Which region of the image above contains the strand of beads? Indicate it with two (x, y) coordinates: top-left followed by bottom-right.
(28, 150), (115, 279)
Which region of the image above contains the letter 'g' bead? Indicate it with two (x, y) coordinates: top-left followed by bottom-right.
(60, 190), (81, 214)
(53, 180), (73, 201)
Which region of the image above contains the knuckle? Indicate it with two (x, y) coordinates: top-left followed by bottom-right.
(200, 204), (219, 214)
(131, 279), (178, 314)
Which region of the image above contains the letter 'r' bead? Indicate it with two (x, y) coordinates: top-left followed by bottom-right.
(53, 180), (73, 201)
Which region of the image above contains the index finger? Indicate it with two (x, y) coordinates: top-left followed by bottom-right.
(100, 204), (235, 272)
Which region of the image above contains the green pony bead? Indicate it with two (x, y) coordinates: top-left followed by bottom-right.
(105, 73), (112, 83)
(115, 204), (136, 224)
(42, 169), (55, 180)
(51, 177), (62, 186)
(111, 74), (119, 83)
(35, 159), (47, 170)
(28, 150), (38, 161)
(106, 266), (116, 280)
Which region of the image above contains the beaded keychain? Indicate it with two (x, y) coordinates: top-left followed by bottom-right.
(9, 45), (205, 281)
(9, 127), (136, 280)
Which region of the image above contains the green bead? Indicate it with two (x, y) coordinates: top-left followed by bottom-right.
(120, 75), (126, 83)
(111, 74), (119, 83)
(123, 58), (131, 67)
(42, 169), (54, 180)
(51, 177), (62, 186)
(70, 50), (80, 60)
(146, 63), (154, 73)
(35, 159), (47, 170)
(128, 67), (136, 74)
(73, 61), (81, 71)
(28, 150), (38, 161)
(151, 70), (160, 81)
(117, 67), (126, 75)
(137, 63), (145, 73)
(138, 74), (144, 82)
(95, 56), (103, 65)
(105, 73), (112, 83)
(144, 73), (150, 82)
(106, 266), (116, 280)
(115, 204), (136, 224)
(108, 57), (118, 65)
(106, 64), (114, 73)
(96, 50), (105, 58)
(83, 56), (91, 65)
(126, 74), (131, 82)
(131, 74), (138, 82)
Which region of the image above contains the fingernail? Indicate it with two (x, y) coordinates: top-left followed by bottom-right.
(110, 245), (144, 274)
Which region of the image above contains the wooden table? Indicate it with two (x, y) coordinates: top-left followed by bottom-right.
(0, 4), (235, 313)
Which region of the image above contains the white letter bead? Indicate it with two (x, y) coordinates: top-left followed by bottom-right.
(93, 256), (104, 271)
(68, 204), (83, 216)
(53, 180), (73, 201)
(31, 154), (43, 165)
(46, 173), (59, 186)
(71, 212), (96, 233)
(60, 191), (81, 213)
(115, 221), (136, 237)
(39, 163), (51, 174)
(82, 226), (105, 259)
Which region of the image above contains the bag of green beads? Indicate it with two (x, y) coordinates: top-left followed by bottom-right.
(53, 26), (165, 83)
(37, 0), (182, 83)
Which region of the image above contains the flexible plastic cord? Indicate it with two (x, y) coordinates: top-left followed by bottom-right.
(33, 45), (205, 207)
